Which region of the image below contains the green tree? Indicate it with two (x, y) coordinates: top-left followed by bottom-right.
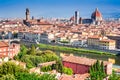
(0, 74), (16, 80)
(41, 65), (52, 72)
(55, 60), (63, 73)
(0, 62), (28, 77)
(109, 71), (120, 80)
(62, 67), (73, 75)
(14, 45), (28, 60)
(29, 45), (36, 55)
(89, 60), (106, 80)
(15, 72), (40, 80)
(39, 73), (57, 80)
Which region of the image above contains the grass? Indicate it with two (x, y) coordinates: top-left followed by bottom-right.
(37, 43), (116, 56)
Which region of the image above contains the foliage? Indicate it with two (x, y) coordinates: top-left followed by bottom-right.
(28, 44), (36, 55)
(62, 67), (73, 75)
(39, 73), (57, 80)
(15, 72), (40, 80)
(14, 45), (28, 60)
(40, 60), (64, 73)
(14, 44), (59, 69)
(55, 60), (63, 73)
(37, 43), (115, 56)
(0, 62), (28, 77)
(60, 40), (69, 43)
(15, 72), (57, 80)
(0, 62), (57, 80)
(89, 60), (106, 80)
(21, 51), (59, 69)
(41, 65), (52, 72)
(109, 71), (120, 80)
(0, 74), (16, 80)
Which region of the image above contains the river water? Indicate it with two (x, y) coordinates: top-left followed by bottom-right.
(40, 48), (120, 66)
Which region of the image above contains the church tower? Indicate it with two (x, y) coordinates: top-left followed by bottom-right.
(75, 11), (79, 25)
(26, 8), (30, 20)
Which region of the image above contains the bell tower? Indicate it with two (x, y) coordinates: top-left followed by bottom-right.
(26, 8), (30, 20)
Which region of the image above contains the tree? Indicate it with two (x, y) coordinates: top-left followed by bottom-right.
(0, 74), (16, 80)
(109, 71), (120, 80)
(14, 45), (28, 60)
(0, 62), (28, 77)
(15, 72), (40, 80)
(39, 73), (57, 80)
(29, 45), (36, 55)
(62, 67), (73, 75)
(101, 61), (106, 77)
(55, 60), (63, 73)
(89, 60), (106, 80)
(41, 65), (52, 72)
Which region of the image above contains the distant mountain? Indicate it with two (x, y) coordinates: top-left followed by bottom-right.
(103, 12), (120, 18)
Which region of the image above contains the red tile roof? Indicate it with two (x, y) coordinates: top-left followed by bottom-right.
(92, 8), (102, 18)
(62, 56), (110, 66)
(0, 41), (9, 47)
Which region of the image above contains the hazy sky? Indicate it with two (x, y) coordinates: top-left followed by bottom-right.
(0, 0), (120, 18)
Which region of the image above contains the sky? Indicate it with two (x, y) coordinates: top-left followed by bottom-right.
(0, 0), (120, 19)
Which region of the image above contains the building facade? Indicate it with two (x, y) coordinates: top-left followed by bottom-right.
(0, 41), (20, 59)
(87, 36), (116, 50)
(62, 56), (112, 75)
(99, 39), (116, 50)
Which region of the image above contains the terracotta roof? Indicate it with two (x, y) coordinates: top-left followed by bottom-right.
(99, 39), (115, 42)
(70, 16), (75, 21)
(0, 41), (9, 47)
(62, 56), (110, 66)
(59, 73), (90, 80)
(0, 54), (8, 58)
(88, 35), (100, 39)
(38, 61), (56, 67)
(92, 8), (102, 18)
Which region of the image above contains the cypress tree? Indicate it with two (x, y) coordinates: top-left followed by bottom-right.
(29, 45), (36, 55)
(101, 61), (106, 77)
(89, 60), (106, 80)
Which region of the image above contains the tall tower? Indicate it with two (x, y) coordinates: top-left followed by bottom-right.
(75, 11), (79, 24)
(79, 17), (82, 24)
(26, 8), (30, 20)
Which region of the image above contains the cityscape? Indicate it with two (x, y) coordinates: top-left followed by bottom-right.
(0, 0), (120, 80)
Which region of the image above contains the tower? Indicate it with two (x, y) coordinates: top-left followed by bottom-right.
(75, 11), (79, 25)
(26, 8), (30, 20)
(79, 17), (82, 24)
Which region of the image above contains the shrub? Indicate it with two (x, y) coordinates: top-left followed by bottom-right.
(62, 67), (73, 75)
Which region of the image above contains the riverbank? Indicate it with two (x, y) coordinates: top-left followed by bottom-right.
(37, 43), (116, 56)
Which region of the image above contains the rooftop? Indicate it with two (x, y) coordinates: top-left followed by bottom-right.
(62, 56), (111, 66)
(0, 41), (9, 47)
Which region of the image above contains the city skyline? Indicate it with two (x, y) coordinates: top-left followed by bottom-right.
(0, 0), (120, 19)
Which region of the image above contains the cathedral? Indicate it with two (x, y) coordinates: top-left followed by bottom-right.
(70, 8), (103, 25)
(91, 8), (103, 25)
